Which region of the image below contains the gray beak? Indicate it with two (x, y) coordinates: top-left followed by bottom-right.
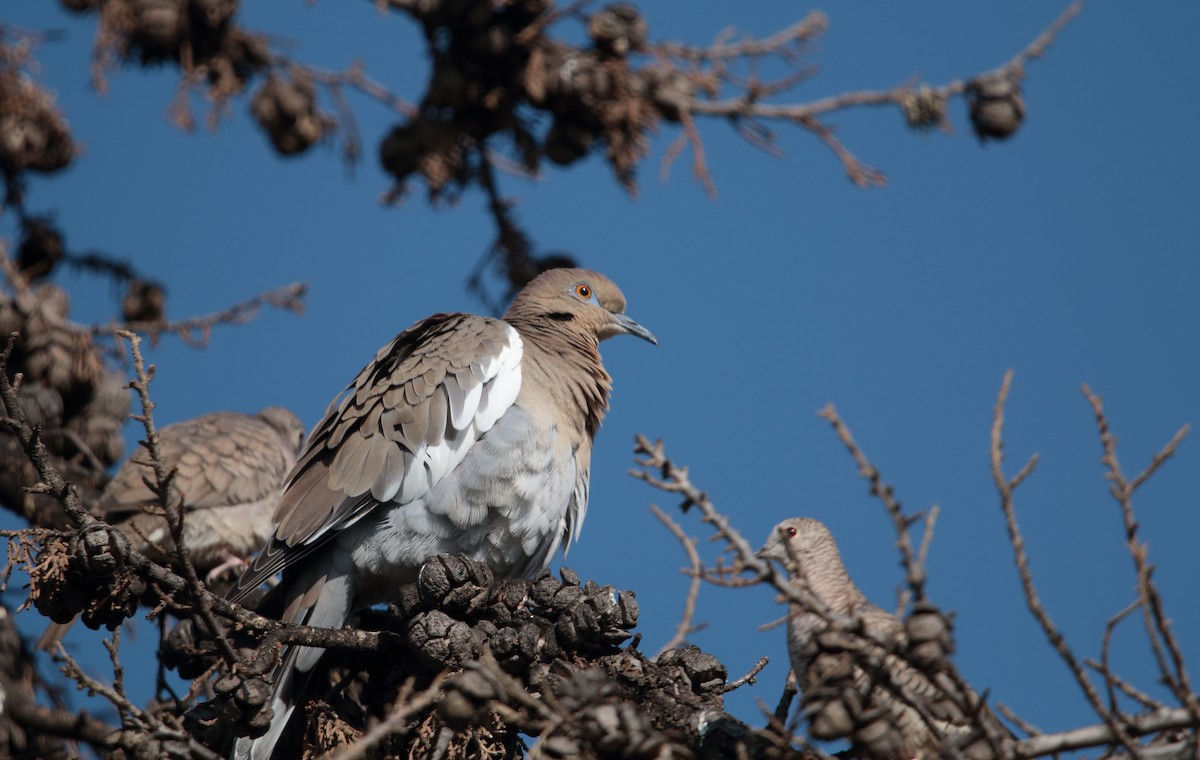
(612, 313), (658, 345)
(757, 538), (782, 563)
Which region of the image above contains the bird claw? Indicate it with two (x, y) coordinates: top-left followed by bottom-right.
(205, 554), (247, 586)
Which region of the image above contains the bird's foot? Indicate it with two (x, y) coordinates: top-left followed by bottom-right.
(205, 554), (248, 585)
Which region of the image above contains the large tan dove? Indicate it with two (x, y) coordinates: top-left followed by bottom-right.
(228, 268), (656, 760)
(36, 407), (306, 651)
(760, 517), (1012, 760)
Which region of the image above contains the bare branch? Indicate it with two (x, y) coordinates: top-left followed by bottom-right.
(990, 370), (1142, 757)
(686, 3), (1080, 122)
(648, 503), (703, 658)
(1081, 384), (1199, 726)
(772, 669), (798, 725)
(91, 283), (307, 348)
(298, 59), (417, 119)
(655, 12), (828, 63)
(678, 2), (1081, 183)
(56, 643), (221, 759)
(0, 332), (94, 526)
(1098, 601), (1146, 717)
(116, 330), (241, 667)
(724, 656), (770, 695)
(0, 691), (115, 747)
(1017, 707), (1199, 758)
(631, 434), (766, 580)
(798, 116), (886, 187)
(318, 675), (448, 760)
(817, 404), (929, 608)
(996, 702), (1042, 738)
(1088, 658), (1167, 713)
(678, 108), (717, 198)
(1003, 0), (1087, 71)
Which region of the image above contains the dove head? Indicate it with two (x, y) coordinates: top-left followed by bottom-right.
(257, 406), (307, 455)
(758, 517), (839, 573)
(504, 267), (657, 346)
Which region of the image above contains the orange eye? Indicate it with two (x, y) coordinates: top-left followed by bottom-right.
(574, 283), (592, 299)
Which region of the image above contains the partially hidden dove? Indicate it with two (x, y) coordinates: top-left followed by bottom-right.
(35, 406), (305, 651)
(760, 517), (1013, 760)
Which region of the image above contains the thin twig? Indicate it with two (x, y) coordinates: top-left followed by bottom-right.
(913, 504), (939, 602)
(656, 12), (828, 63)
(91, 283), (307, 348)
(799, 115), (886, 187)
(686, 2), (1081, 122)
(677, 2), (1081, 186)
(817, 404), (928, 607)
(1004, 0), (1086, 71)
(772, 669), (798, 725)
(990, 370), (1142, 758)
(1087, 658), (1167, 713)
(469, 151), (535, 314)
(55, 643), (222, 759)
(321, 675), (447, 760)
(678, 109), (717, 199)
(513, 0), (591, 46)
(116, 330), (240, 666)
(1098, 601), (1143, 717)
(104, 628), (125, 699)
(631, 434), (766, 579)
(649, 504), (704, 657)
(1081, 384), (1199, 728)
(723, 655), (769, 694)
(997, 702), (1042, 737)
(0, 333), (92, 526)
(757, 691), (840, 760)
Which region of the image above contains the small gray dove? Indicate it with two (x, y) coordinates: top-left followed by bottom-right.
(760, 517), (1011, 760)
(35, 407), (306, 651)
(228, 268), (656, 760)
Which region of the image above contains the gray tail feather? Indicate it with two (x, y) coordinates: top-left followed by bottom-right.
(234, 646), (305, 760)
(232, 574), (352, 760)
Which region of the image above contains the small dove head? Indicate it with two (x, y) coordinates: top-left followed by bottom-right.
(507, 267), (658, 346)
(258, 406), (308, 454)
(758, 517), (837, 573)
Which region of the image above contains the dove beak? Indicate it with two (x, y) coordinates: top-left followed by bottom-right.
(611, 313), (658, 345)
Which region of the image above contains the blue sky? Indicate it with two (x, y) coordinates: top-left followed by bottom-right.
(5, 1), (1199, 750)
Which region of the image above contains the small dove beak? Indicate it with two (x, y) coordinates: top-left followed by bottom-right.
(757, 539), (781, 562)
(613, 313), (658, 345)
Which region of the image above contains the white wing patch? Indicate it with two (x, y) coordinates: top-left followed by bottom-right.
(445, 375), (483, 431)
(475, 346), (522, 432)
(364, 327), (522, 510)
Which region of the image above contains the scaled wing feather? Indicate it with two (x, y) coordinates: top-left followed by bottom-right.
(232, 314), (522, 600)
